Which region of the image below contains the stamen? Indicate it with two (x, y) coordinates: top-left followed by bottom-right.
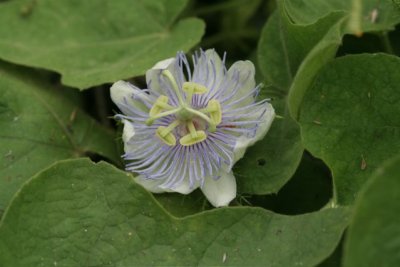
(160, 120), (181, 136)
(183, 82), (208, 94)
(187, 121), (198, 138)
(205, 99), (222, 125)
(149, 95), (174, 117)
(162, 70), (184, 105)
(180, 130), (207, 146)
(156, 122), (178, 146)
(146, 107), (181, 125)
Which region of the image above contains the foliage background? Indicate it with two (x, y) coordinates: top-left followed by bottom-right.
(0, 0), (399, 266)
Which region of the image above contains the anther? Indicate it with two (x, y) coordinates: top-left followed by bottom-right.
(183, 82), (208, 104)
(206, 99), (222, 125)
(155, 120), (181, 146)
(180, 130), (207, 146)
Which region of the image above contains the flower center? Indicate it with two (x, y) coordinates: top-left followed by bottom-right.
(146, 70), (222, 146)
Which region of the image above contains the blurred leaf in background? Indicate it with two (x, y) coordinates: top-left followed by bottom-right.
(0, 0), (204, 89)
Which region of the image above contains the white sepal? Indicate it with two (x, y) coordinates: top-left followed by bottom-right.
(201, 171), (237, 207)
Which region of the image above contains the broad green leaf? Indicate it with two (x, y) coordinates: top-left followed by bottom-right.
(284, 0), (400, 32)
(0, 158), (350, 267)
(0, 0), (205, 89)
(287, 17), (346, 118)
(299, 54), (400, 205)
(284, 0), (400, 118)
(235, 98), (303, 194)
(243, 10), (345, 194)
(0, 62), (119, 211)
(258, 11), (345, 93)
(154, 189), (210, 217)
(343, 155), (400, 267)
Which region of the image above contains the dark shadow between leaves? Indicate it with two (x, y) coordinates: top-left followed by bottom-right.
(238, 152), (333, 215)
(155, 152), (333, 217)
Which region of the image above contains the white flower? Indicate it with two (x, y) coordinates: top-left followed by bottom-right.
(111, 49), (275, 207)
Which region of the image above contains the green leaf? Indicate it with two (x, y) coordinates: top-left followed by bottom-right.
(235, 99), (303, 194)
(284, 0), (400, 32)
(0, 0), (204, 89)
(299, 54), (400, 205)
(343, 155), (400, 267)
(287, 16), (346, 119)
(258, 11), (345, 93)
(284, 0), (400, 118)
(154, 189), (210, 217)
(0, 62), (119, 211)
(0, 158), (350, 266)
(243, 9), (345, 194)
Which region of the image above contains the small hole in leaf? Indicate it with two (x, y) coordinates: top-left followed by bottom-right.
(257, 158), (266, 166)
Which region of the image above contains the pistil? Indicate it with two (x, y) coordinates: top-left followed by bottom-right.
(147, 76), (223, 146)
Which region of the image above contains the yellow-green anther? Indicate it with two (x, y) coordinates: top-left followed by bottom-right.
(146, 108), (181, 125)
(156, 126), (176, 146)
(149, 95), (173, 117)
(183, 82), (208, 102)
(183, 82), (208, 104)
(180, 130), (207, 146)
(187, 121), (198, 138)
(183, 82), (208, 94)
(206, 99), (222, 125)
(162, 70), (184, 105)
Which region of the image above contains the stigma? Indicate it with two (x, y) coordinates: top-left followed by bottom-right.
(146, 70), (222, 146)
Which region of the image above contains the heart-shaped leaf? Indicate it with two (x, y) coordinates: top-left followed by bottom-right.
(344, 155), (400, 267)
(240, 9), (345, 194)
(299, 54), (400, 204)
(0, 158), (350, 266)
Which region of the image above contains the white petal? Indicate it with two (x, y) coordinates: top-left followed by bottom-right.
(192, 49), (224, 89)
(152, 58), (175, 69)
(120, 119), (136, 154)
(134, 175), (167, 193)
(201, 171), (237, 207)
(169, 178), (199, 194)
(110, 80), (150, 115)
(122, 119), (135, 143)
(225, 60), (256, 105)
(233, 102), (275, 163)
(135, 174), (199, 195)
(146, 57), (181, 95)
